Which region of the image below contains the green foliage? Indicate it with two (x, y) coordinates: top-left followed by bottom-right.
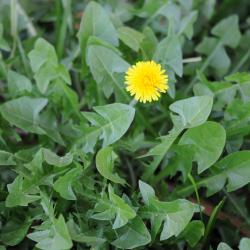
(196, 15), (241, 76)
(96, 146), (126, 185)
(179, 121), (226, 173)
(0, 0), (249, 249)
(139, 181), (199, 241)
(0, 97), (48, 134)
(169, 95), (213, 128)
(180, 220), (205, 247)
(0, 219), (32, 246)
(86, 45), (129, 98)
(0, 150), (16, 165)
(54, 165), (82, 200)
(81, 103), (135, 152)
(43, 148), (73, 168)
(77, 1), (119, 71)
(28, 38), (71, 94)
(28, 214), (73, 250)
(111, 217), (151, 249)
(7, 70), (32, 97)
(118, 26), (145, 52)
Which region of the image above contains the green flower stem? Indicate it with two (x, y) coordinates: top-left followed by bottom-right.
(129, 99), (138, 107)
(188, 173), (203, 222)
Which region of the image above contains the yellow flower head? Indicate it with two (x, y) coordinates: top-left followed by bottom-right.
(125, 60), (168, 103)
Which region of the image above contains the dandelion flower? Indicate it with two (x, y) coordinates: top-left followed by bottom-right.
(125, 61), (168, 103)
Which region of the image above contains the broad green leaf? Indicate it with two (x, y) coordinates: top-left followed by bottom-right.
(239, 238), (250, 250)
(195, 15), (241, 77)
(217, 242), (233, 250)
(201, 0), (216, 19)
(196, 37), (231, 76)
(210, 46), (230, 76)
(212, 15), (241, 48)
(141, 26), (158, 60)
(169, 95), (213, 128)
(161, 2), (181, 28)
(179, 151), (250, 196)
(28, 38), (71, 93)
(91, 186), (136, 229)
(167, 145), (194, 181)
(34, 65), (58, 94)
(24, 149), (43, 174)
(51, 81), (79, 112)
(96, 146), (126, 185)
(34, 64), (71, 94)
(178, 11), (198, 39)
(28, 38), (57, 72)
(154, 34), (183, 76)
(78, 1), (118, 69)
(111, 216), (151, 249)
(118, 26), (144, 52)
(139, 180), (155, 205)
(224, 99), (250, 139)
(81, 103), (135, 153)
(91, 197), (116, 221)
(0, 150), (16, 165)
(194, 72), (236, 111)
(54, 166), (82, 200)
(43, 148), (73, 167)
(78, 1), (119, 47)
(86, 45), (129, 98)
(68, 218), (106, 247)
(180, 220), (205, 247)
(141, 197), (198, 241)
(71, 234), (105, 248)
(135, 0), (168, 18)
(86, 35), (122, 55)
(8, 70), (32, 97)
(28, 215), (72, 250)
(159, 200), (198, 241)
(0, 219), (31, 246)
(6, 176), (40, 207)
(225, 72), (250, 102)
(179, 121), (226, 173)
(209, 151), (250, 193)
(108, 185), (136, 229)
(0, 97), (48, 134)
(39, 111), (65, 145)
